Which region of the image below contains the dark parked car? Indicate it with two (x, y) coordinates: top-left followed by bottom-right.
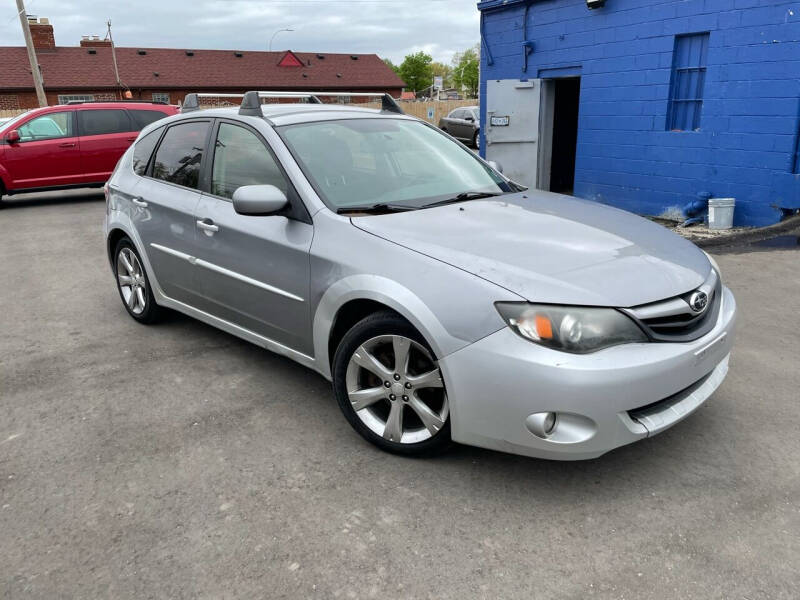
(0, 101), (178, 203)
(438, 105), (479, 148)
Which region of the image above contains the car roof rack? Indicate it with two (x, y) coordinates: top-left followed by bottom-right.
(182, 91), (404, 116)
(238, 90), (404, 117)
(182, 91), (322, 114)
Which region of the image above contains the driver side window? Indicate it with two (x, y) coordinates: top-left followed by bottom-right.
(211, 123), (288, 200)
(17, 112), (73, 142)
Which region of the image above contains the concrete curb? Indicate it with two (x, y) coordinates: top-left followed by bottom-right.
(688, 214), (800, 249)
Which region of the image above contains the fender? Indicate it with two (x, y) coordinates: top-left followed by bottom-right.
(105, 207), (168, 298)
(312, 274), (473, 380)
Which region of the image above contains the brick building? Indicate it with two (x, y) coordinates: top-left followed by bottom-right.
(478, 0), (800, 226)
(0, 17), (405, 111)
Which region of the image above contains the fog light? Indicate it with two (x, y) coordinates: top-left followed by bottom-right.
(525, 412), (558, 438)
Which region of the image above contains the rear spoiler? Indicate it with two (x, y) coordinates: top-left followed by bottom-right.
(182, 91), (403, 116)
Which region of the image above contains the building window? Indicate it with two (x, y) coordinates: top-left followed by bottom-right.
(666, 33), (709, 132)
(152, 93), (171, 104)
(58, 94), (95, 104)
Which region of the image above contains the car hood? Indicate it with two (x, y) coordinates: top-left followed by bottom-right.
(351, 192), (711, 307)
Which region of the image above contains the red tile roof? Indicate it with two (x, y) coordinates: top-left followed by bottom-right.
(0, 47), (406, 92)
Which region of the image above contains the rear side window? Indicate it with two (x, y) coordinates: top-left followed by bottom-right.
(78, 109), (132, 136)
(211, 122), (288, 199)
(129, 109), (169, 131)
(132, 127), (163, 175)
(151, 121), (209, 189)
(17, 112), (73, 141)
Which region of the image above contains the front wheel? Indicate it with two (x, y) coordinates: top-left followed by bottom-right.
(473, 130), (480, 150)
(332, 311), (451, 456)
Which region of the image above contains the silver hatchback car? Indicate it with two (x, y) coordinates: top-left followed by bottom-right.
(104, 91), (736, 460)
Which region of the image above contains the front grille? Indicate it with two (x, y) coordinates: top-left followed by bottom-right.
(623, 269), (721, 343)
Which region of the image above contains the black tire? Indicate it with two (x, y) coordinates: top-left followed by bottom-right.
(113, 237), (163, 324)
(472, 130), (480, 149)
(332, 311), (452, 457)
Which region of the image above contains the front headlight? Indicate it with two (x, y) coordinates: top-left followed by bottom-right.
(495, 302), (647, 354)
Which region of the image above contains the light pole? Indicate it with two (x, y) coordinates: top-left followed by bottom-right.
(269, 28), (294, 51)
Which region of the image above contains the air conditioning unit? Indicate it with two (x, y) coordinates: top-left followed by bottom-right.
(587, 0), (606, 8)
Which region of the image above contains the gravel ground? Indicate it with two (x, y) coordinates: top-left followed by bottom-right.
(1, 191), (798, 599)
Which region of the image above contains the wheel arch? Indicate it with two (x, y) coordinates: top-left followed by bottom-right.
(312, 275), (468, 381)
(106, 227), (129, 266)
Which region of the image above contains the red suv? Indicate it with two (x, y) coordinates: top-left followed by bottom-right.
(0, 101), (178, 202)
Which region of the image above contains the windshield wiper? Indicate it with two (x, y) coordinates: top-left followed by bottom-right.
(422, 191), (502, 209)
(336, 203), (417, 215)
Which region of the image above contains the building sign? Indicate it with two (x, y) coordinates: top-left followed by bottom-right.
(490, 115), (510, 126)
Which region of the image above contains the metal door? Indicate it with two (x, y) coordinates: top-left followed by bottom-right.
(130, 177), (203, 306)
(485, 79), (542, 189)
(191, 195), (314, 355)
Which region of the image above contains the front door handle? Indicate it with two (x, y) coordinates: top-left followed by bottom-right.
(132, 198), (148, 208)
(59, 142), (76, 148)
(197, 219), (219, 233)
(127, 137), (137, 142)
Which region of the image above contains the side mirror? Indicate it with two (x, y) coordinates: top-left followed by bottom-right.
(488, 160), (503, 174)
(6, 130), (20, 144)
(464, 116), (474, 122)
(232, 184), (288, 216)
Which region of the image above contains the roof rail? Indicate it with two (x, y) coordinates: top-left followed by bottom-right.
(65, 99), (169, 105)
(182, 93), (246, 113)
(238, 90), (404, 116)
(238, 91), (322, 116)
(182, 91), (404, 116)
(306, 92), (404, 114)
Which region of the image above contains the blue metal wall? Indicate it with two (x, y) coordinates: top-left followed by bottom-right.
(478, 0), (800, 226)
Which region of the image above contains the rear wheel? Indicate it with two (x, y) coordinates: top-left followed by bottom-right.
(333, 311), (451, 456)
(114, 238), (162, 324)
(473, 130), (480, 149)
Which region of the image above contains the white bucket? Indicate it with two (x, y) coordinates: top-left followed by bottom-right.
(708, 197), (735, 230)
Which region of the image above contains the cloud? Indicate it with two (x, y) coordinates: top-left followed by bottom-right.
(1, 0), (480, 64)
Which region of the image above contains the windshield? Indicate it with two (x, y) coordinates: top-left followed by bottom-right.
(278, 118), (513, 210)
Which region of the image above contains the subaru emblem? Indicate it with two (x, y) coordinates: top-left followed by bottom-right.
(689, 290), (709, 313)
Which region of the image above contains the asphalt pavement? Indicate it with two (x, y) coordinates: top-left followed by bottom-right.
(1, 191), (798, 599)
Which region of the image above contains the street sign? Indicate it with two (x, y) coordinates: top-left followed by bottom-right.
(433, 76), (443, 90)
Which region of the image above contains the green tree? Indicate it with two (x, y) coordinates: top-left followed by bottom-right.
(430, 61), (453, 89)
(451, 45), (480, 98)
(398, 51), (434, 94)
(382, 57), (400, 76)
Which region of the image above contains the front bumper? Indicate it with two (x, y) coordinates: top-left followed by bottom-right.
(439, 286), (737, 460)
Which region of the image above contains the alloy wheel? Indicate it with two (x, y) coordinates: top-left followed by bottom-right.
(345, 335), (448, 444)
(116, 247), (147, 315)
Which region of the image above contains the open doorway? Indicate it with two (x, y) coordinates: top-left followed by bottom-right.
(537, 77), (581, 194)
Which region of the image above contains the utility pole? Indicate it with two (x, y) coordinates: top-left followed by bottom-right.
(16, 0), (47, 107)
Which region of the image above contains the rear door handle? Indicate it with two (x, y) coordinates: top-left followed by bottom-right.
(127, 137), (137, 142)
(196, 219), (219, 233)
(132, 198), (148, 208)
(58, 142), (76, 148)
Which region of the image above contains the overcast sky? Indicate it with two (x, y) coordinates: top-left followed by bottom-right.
(1, 0), (480, 64)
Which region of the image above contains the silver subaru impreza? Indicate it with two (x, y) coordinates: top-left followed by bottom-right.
(103, 91), (736, 460)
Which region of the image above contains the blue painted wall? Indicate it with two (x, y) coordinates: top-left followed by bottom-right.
(478, 0), (800, 226)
